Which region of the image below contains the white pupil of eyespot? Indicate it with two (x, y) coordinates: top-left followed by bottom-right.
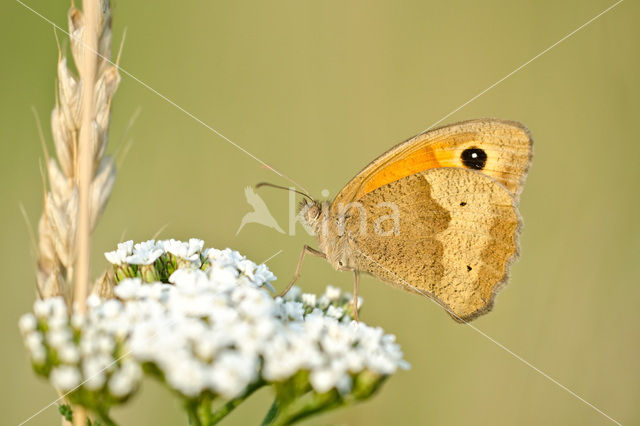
(471, 153), (478, 158)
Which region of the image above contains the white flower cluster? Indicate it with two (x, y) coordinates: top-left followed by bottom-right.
(105, 239), (206, 267)
(20, 240), (408, 405)
(267, 286), (408, 394)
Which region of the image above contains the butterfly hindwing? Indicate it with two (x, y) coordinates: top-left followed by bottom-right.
(342, 168), (520, 321)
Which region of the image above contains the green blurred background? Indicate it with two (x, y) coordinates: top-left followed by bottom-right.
(2, 0), (638, 424)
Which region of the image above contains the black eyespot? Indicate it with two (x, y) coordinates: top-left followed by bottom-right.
(466, 265), (472, 271)
(460, 201), (467, 206)
(461, 147), (487, 170)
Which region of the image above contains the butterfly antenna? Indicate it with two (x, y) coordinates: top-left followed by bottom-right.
(255, 182), (314, 202)
(258, 162), (311, 196)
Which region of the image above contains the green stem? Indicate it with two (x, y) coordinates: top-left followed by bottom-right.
(209, 380), (265, 425)
(260, 398), (280, 426)
(197, 394), (213, 425)
(185, 400), (202, 426)
(264, 390), (341, 426)
(94, 408), (117, 426)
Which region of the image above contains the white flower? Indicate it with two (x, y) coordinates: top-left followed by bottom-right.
(87, 295), (102, 309)
(283, 286), (302, 302)
(206, 248), (244, 269)
(232, 285), (274, 319)
(126, 240), (164, 265)
(169, 268), (208, 287)
(83, 357), (108, 390)
(194, 338), (218, 362)
(58, 344), (80, 363)
(114, 278), (143, 300)
(187, 238), (205, 253)
(325, 305), (344, 320)
(25, 332), (44, 353)
(18, 313), (37, 334)
(109, 361), (140, 397)
(335, 374), (352, 394)
(253, 264), (276, 288)
(80, 335), (99, 356)
(31, 346), (47, 364)
(310, 367), (341, 394)
(277, 300), (305, 321)
(102, 299), (123, 318)
(236, 259), (257, 280)
(208, 265), (239, 288)
(96, 335), (115, 354)
(343, 350), (365, 372)
(104, 240), (134, 265)
(317, 295), (331, 309)
(301, 293), (316, 307)
(50, 297), (68, 317)
(166, 358), (207, 397)
(33, 299), (50, 318)
(71, 313), (86, 329)
(137, 283), (168, 300)
(47, 329), (72, 348)
(50, 366), (81, 391)
(261, 333), (322, 381)
(162, 238), (203, 265)
(324, 285), (341, 301)
(208, 351), (258, 398)
(47, 315), (69, 331)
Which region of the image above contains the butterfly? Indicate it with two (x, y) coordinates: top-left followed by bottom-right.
(277, 119), (532, 322)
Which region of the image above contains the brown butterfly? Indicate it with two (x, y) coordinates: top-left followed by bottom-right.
(265, 119), (532, 322)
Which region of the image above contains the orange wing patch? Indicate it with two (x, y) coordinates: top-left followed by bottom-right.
(356, 133), (476, 200)
(332, 120), (532, 212)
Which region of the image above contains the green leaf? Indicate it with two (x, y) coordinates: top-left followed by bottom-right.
(58, 404), (73, 422)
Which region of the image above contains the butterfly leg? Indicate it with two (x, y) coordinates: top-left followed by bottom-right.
(279, 245), (326, 297)
(352, 269), (360, 322)
(336, 266), (360, 321)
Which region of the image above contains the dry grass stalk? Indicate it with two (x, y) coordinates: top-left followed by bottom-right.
(75, 0), (100, 317)
(36, 0), (119, 304)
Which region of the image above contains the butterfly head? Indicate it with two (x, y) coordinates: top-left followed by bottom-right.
(298, 198), (321, 223)
(298, 198), (329, 235)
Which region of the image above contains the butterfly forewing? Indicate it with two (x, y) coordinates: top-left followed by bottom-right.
(331, 119), (532, 214)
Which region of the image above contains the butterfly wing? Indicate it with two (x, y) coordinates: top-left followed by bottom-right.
(331, 119), (532, 215)
(342, 168), (520, 321)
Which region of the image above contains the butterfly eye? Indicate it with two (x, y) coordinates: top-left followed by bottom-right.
(461, 147), (487, 170)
